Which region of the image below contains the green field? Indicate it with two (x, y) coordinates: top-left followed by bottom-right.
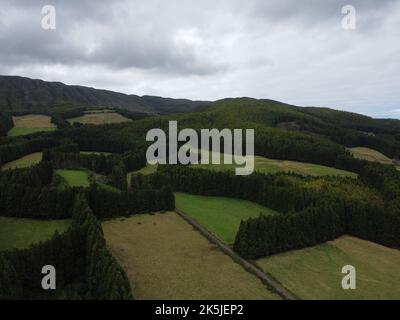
(103, 212), (279, 300)
(257, 236), (400, 300)
(175, 193), (279, 244)
(55, 169), (90, 187)
(8, 114), (56, 137)
(1, 152), (43, 170)
(0, 217), (70, 251)
(349, 147), (393, 165)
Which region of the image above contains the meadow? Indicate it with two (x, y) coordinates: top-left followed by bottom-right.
(192, 154), (356, 178)
(257, 236), (400, 300)
(8, 114), (56, 137)
(175, 192), (279, 244)
(55, 169), (90, 187)
(349, 147), (393, 165)
(103, 212), (280, 300)
(0, 217), (70, 251)
(1, 152), (42, 170)
(67, 112), (131, 125)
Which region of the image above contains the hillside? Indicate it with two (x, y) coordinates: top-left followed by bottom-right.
(0, 75), (210, 114)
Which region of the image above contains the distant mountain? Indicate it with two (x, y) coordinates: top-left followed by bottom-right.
(0, 75), (211, 114)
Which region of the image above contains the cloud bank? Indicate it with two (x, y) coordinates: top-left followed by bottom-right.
(0, 0), (399, 117)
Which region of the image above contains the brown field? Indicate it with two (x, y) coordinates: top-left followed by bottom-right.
(8, 114), (56, 136)
(67, 112), (131, 125)
(12, 114), (55, 128)
(349, 147), (393, 165)
(103, 212), (280, 300)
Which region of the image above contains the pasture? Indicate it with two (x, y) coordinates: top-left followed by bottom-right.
(55, 169), (90, 188)
(349, 147), (393, 165)
(0, 217), (70, 251)
(67, 112), (131, 125)
(8, 114), (56, 136)
(103, 212), (280, 300)
(187, 148), (356, 178)
(257, 236), (400, 300)
(175, 193), (279, 244)
(1, 152), (42, 170)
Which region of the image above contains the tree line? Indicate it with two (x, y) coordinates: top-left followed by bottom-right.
(0, 191), (132, 299)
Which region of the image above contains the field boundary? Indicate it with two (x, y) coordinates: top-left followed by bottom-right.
(174, 208), (299, 300)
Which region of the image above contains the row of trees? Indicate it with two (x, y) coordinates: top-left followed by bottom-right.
(0, 137), (60, 167)
(0, 161), (53, 188)
(0, 191), (133, 299)
(0, 112), (13, 136)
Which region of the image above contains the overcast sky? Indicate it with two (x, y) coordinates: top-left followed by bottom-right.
(0, 0), (399, 118)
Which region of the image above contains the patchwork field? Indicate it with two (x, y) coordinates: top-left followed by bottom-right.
(349, 147), (393, 165)
(8, 114), (56, 136)
(67, 112), (131, 125)
(257, 236), (400, 300)
(0, 217), (70, 251)
(55, 169), (90, 187)
(1, 152), (42, 170)
(175, 193), (279, 244)
(103, 212), (280, 300)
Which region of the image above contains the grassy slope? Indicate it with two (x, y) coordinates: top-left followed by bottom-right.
(349, 147), (393, 164)
(1, 152), (42, 170)
(257, 236), (400, 300)
(103, 212), (279, 300)
(0, 217), (70, 251)
(193, 155), (356, 178)
(175, 192), (279, 244)
(55, 169), (90, 187)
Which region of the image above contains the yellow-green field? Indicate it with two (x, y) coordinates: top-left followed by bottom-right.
(103, 212), (280, 300)
(257, 236), (400, 300)
(67, 112), (131, 125)
(8, 114), (56, 137)
(55, 169), (90, 188)
(349, 147), (393, 165)
(1, 152), (43, 170)
(175, 193), (279, 244)
(192, 154), (356, 178)
(0, 217), (70, 251)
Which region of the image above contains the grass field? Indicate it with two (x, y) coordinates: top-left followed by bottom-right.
(55, 169), (90, 187)
(8, 115), (56, 137)
(257, 236), (400, 300)
(193, 155), (356, 178)
(67, 112), (131, 125)
(103, 212), (280, 300)
(0, 217), (70, 251)
(175, 193), (279, 244)
(1, 152), (42, 170)
(349, 147), (393, 165)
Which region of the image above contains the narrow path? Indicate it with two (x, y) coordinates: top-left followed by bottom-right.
(174, 208), (299, 300)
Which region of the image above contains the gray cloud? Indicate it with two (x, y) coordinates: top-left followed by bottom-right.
(0, 0), (399, 118)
